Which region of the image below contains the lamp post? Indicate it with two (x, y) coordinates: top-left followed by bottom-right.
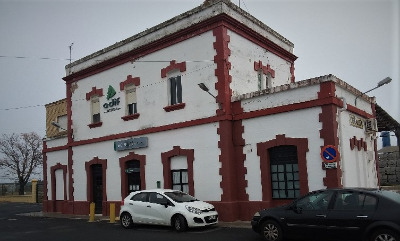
(198, 83), (222, 110)
(51, 121), (67, 131)
(355, 77), (391, 105)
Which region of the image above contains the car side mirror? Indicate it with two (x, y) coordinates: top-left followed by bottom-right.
(160, 201), (169, 208)
(291, 204), (303, 214)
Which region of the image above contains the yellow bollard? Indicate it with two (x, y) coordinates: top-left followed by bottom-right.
(89, 202), (95, 222)
(109, 203), (115, 223)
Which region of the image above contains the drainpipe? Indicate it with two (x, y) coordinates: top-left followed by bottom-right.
(338, 97), (347, 186)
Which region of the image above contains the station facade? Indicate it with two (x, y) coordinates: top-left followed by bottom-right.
(43, 0), (379, 221)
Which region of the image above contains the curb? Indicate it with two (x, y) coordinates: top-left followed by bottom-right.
(20, 211), (251, 228)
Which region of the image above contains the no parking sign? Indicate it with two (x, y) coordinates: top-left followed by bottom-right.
(321, 145), (339, 163)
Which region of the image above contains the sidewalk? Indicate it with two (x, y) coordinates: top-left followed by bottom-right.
(20, 211), (251, 228)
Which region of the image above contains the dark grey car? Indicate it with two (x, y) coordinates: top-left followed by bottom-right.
(251, 188), (400, 241)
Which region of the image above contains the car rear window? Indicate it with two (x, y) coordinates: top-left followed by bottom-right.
(379, 190), (400, 204)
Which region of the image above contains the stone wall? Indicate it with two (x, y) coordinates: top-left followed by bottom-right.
(378, 146), (400, 185)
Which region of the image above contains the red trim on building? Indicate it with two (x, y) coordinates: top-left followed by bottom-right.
(161, 146), (195, 196)
(163, 103), (186, 112)
(290, 63), (295, 83)
(350, 136), (367, 151)
(43, 115), (228, 153)
(88, 122), (103, 128)
(50, 163), (68, 213)
(257, 134), (309, 202)
(85, 157), (108, 215)
(120, 75), (140, 91)
(254, 60), (275, 78)
(318, 82), (342, 188)
(121, 113), (140, 121)
(213, 25), (250, 221)
(119, 152), (147, 199)
(161, 60), (187, 78)
(85, 86), (103, 100)
(66, 82), (74, 214)
(63, 15), (296, 84)
(213, 25), (232, 116)
(42, 141), (49, 212)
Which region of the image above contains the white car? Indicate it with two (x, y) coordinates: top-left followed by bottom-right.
(119, 189), (218, 231)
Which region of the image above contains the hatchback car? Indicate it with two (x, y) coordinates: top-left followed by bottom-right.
(251, 188), (400, 241)
(119, 189), (218, 231)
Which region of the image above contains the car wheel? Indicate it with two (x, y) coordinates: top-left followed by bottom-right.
(120, 212), (133, 229)
(370, 229), (399, 241)
(261, 220), (283, 241)
(172, 215), (187, 232)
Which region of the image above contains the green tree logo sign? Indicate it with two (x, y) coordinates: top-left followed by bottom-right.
(107, 85), (116, 100)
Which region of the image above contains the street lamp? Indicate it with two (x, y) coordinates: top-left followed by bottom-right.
(198, 83), (222, 109)
(355, 77), (391, 105)
(51, 121), (67, 131)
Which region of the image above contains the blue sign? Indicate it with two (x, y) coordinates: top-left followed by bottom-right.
(114, 137), (148, 151)
(321, 145), (339, 163)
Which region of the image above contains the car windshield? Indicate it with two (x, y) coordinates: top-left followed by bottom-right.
(379, 190), (400, 204)
(164, 191), (197, 203)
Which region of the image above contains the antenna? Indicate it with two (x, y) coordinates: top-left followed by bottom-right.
(68, 43), (74, 64)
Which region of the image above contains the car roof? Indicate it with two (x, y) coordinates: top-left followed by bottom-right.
(327, 187), (379, 192)
(131, 189), (180, 194)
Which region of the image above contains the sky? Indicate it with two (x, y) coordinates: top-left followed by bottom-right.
(0, 0), (399, 180)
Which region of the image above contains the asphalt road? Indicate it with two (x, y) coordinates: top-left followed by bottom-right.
(0, 202), (260, 241)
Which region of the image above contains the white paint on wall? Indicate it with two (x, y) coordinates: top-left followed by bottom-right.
(70, 122), (221, 202)
(229, 30), (292, 96)
(55, 169), (64, 200)
(70, 31), (218, 141)
(45, 150), (68, 200)
(242, 107), (325, 201)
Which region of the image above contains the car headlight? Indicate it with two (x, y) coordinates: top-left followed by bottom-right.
(185, 205), (202, 215)
(253, 212), (260, 218)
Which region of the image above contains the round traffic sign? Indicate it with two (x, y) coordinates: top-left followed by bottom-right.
(321, 145), (339, 163)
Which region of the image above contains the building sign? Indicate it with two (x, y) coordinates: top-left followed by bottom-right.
(349, 114), (364, 129)
(114, 137), (148, 151)
(104, 85), (121, 113)
(324, 162), (337, 169)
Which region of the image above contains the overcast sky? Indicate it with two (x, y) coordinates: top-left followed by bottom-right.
(0, 1), (398, 155)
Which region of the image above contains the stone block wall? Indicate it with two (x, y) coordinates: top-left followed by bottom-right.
(379, 147), (400, 185)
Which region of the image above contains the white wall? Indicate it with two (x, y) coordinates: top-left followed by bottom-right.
(71, 31), (218, 141)
(229, 30), (292, 97)
(45, 149), (68, 201)
(337, 110), (378, 188)
(335, 85), (378, 188)
(242, 107), (324, 201)
(71, 122), (222, 202)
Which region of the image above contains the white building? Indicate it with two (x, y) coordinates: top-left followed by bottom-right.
(43, 0), (380, 221)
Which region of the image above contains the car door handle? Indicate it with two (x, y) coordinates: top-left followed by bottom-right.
(316, 214), (326, 218)
(146, 205), (151, 208)
(357, 215), (368, 218)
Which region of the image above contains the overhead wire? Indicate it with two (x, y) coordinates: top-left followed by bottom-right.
(0, 55), (71, 61)
(0, 60), (216, 111)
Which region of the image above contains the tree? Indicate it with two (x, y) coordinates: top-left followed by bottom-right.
(0, 132), (43, 195)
